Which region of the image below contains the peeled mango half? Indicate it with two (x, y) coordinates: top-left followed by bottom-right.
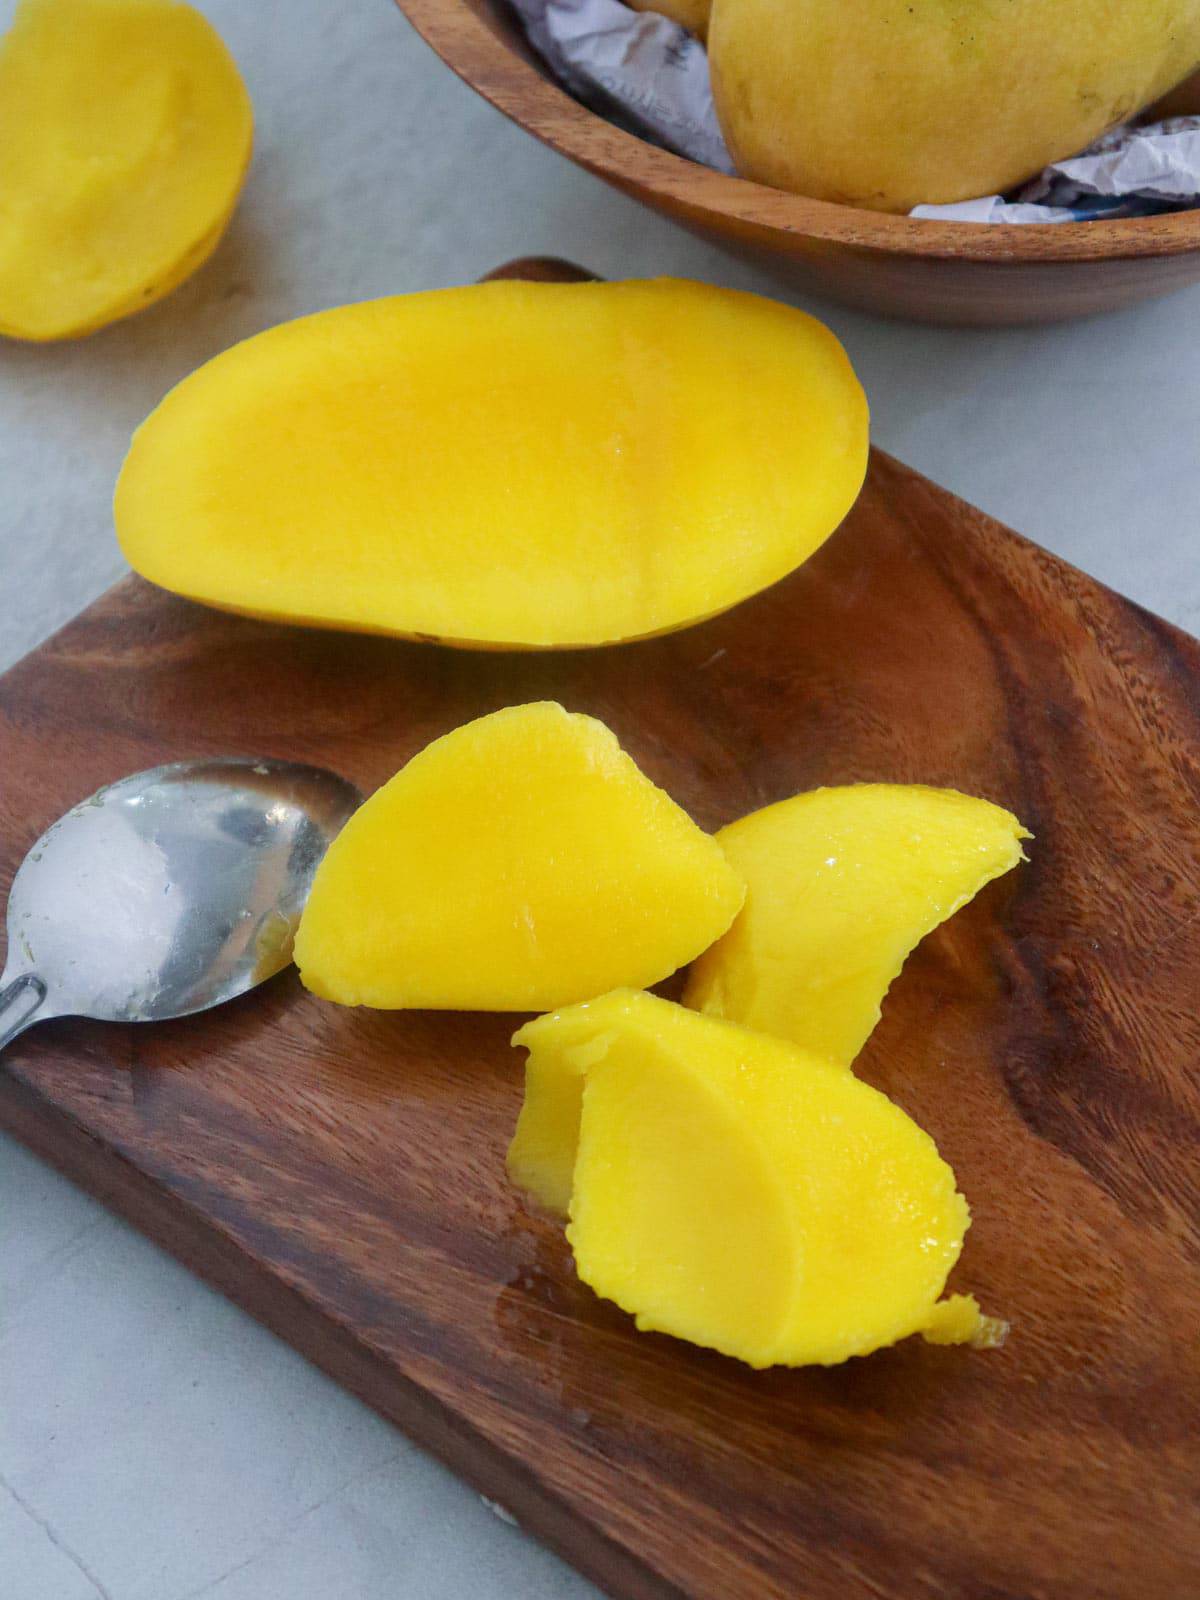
(0, 0), (252, 340)
(115, 277), (868, 648)
(508, 989), (999, 1368)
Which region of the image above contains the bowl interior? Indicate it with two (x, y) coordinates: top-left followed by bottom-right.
(400, 0), (1200, 265)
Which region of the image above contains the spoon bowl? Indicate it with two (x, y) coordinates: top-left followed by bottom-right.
(0, 758), (361, 1049)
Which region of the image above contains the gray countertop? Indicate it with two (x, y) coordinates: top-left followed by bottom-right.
(2, 2), (1198, 1596)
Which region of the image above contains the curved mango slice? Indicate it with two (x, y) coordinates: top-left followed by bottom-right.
(685, 785), (1030, 1067)
(114, 277), (868, 648)
(294, 704), (745, 1011)
(510, 990), (993, 1368)
(0, 0), (252, 341)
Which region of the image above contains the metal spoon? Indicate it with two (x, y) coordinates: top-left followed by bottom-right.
(0, 758), (361, 1052)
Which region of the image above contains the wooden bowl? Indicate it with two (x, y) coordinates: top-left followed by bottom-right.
(394, 0), (1200, 325)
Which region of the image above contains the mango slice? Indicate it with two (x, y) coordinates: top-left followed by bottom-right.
(685, 785), (1030, 1067)
(0, 0), (252, 341)
(509, 990), (991, 1367)
(294, 704), (745, 1011)
(114, 277), (869, 648)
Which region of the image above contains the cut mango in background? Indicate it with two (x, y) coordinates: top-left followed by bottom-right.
(685, 785), (1030, 1067)
(294, 704), (745, 1012)
(510, 990), (992, 1368)
(115, 277), (868, 647)
(0, 0), (252, 341)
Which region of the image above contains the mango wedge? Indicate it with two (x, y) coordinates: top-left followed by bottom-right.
(0, 0), (252, 341)
(685, 785), (1029, 1066)
(294, 704), (745, 1011)
(114, 277), (868, 648)
(509, 990), (994, 1368)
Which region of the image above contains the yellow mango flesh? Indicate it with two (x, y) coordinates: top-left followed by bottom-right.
(709, 0), (1200, 211)
(685, 785), (1029, 1067)
(0, 0), (252, 341)
(510, 990), (987, 1367)
(294, 704), (745, 1011)
(114, 278), (868, 649)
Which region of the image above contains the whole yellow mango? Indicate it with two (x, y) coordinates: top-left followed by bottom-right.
(0, 0), (252, 341)
(685, 785), (1029, 1066)
(294, 704), (744, 1012)
(509, 989), (996, 1368)
(115, 277), (868, 649)
(709, 0), (1200, 211)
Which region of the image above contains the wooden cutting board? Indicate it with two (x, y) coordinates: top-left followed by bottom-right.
(2, 264), (1199, 1600)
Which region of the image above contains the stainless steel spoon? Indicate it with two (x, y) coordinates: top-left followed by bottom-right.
(0, 758), (361, 1052)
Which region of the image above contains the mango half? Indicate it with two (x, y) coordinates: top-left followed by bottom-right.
(509, 990), (993, 1368)
(294, 703), (744, 1011)
(0, 0), (252, 341)
(685, 785), (1030, 1067)
(114, 277), (868, 648)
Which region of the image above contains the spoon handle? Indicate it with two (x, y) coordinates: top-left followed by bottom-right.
(0, 973), (48, 1051)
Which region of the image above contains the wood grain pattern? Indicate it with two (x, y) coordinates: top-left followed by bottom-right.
(2, 265), (1199, 1597)
(392, 0), (1200, 324)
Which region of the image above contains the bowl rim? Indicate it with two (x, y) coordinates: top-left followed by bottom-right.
(395, 0), (1200, 264)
